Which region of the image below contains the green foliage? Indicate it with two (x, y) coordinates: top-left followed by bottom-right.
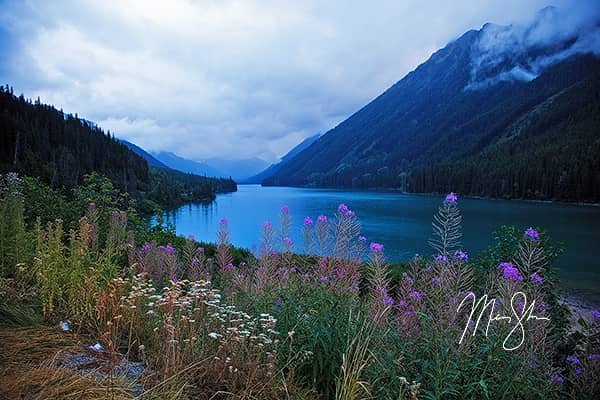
(0, 88), (237, 216)
(0, 173), (26, 277)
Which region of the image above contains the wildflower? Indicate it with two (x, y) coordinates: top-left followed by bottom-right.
(208, 332), (218, 339)
(303, 216), (313, 227)
(283, 237), (293, 246)
(499, 262), (523, 282)
(524, 227), (540, 242)
(197, 247), (204, 253)
(281, 205), (289, 213)
(384, 296), (394, 307)
(444, 192), (458, 204)
(273, 298), (283, 307)
(187, 234), (195, 241)
(220, 218), (228, 225)
(370, 242), (384, 253)
(591, 309), (600, 321)
(566, 355), (580, 365)
(172, 275), (178, 283)
(588, 354), (600, 362)
(319, 275), (328, 283)
(530, 272), (543, 285)
(140, 243), (151, 253)
(358, 236), (366, 243)
(263, 221), (272, 229)
(434, 255), (448, 263)
(317, 215), (327, 224)
(550, 373), (564, 384)
(409, 290), (422, 301)
(338, 204), (349, 214)
(431, 276), (442, 285)
(164, 244), (175, 254)
(454, 250), (468, 262)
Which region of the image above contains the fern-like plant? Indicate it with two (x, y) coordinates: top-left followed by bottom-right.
(429, 192), (462, 257)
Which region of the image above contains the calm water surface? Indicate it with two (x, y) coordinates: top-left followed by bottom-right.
(161, 185), (600, 304)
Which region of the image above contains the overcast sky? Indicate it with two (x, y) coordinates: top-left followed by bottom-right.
(0, 0), (584, 162)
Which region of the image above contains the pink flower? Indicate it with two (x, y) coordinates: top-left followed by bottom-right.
(444, 192), (458, 204)
(303, 217), (313, 227)
(499, 262), (523, 282)
(317, 215), (327, 224)
(370, 242), (384, 253)
(530, 273), (543, 284)
(281, 205), (289, 213)
(524, 227), (540, 241)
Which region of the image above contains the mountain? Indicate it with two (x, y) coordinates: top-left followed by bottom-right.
(119, 139), (169, 169)
(242, 134), (321, 184)
(204, 157), (270, 181)
(152, 151), (225, 178)
(264, 8), (600, 202)
(0, 88), (236, 212)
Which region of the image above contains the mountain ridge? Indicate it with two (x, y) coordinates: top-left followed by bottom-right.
(263, 13), (600, 202)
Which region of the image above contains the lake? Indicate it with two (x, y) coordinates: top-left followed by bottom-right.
(161, 184), (600, 304)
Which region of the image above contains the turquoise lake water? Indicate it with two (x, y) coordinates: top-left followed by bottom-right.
(161, 184), (600, 304)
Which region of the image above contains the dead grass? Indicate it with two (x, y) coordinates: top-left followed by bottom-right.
(0, 326), (133, 400)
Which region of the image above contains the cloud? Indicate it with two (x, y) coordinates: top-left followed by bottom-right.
(0, 0), (573, 161)
(467, 3), (600, 90)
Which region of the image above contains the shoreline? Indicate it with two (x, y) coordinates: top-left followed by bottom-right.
(254, 184), (600, 207)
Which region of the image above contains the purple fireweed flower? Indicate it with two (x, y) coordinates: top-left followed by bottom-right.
(444, 192), (458, 204)
(530, 272), (543, 284)
(224, 263), (235, 272)
(384, 296), (394, 307)
(283, 237), (293, 246)
(303, 216), (313, 227)
(220, 218), (228, 225)
(409, 290), (422, 301)
(398, 300), (408, 307)
(172, 275), (178, 283)
(319, 275), (328, 283)
(263, 221), (272, 229)
(191, 258), (200, 266)
(575, 368), (582, 375)
(588, 354), (600, 362)
(197, 247), (204, 253)
(550, 373), (564, 384)
(524, 227), (540, 241)
(317, 215), (327, 224)
(338, 204), (349, 214)
(358, 236), (366, 243)
(273, 298), (283, 307)
(516, 300), (525, 313)
(591, 309), (600, 321)
(431, 276), (442, 285)
(454, 250), (468, 263)
(281, 205), (289, 213)
(140, 242), (151, 253)
(435, 255), (448, 263)
(187, 234), (195, 241)
(402, 273), (414, 286)
(499, 262), (523, 282)
(370, 242), (384, 253)
(566, 355), (580, 365)
(165, 244), (175, 254)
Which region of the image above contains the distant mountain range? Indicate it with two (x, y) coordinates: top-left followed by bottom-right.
(119, 139), (168, 169)
(263, 6), (600, 202)
(241, 133), (321, 184)
(120, 140), (270, 181)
